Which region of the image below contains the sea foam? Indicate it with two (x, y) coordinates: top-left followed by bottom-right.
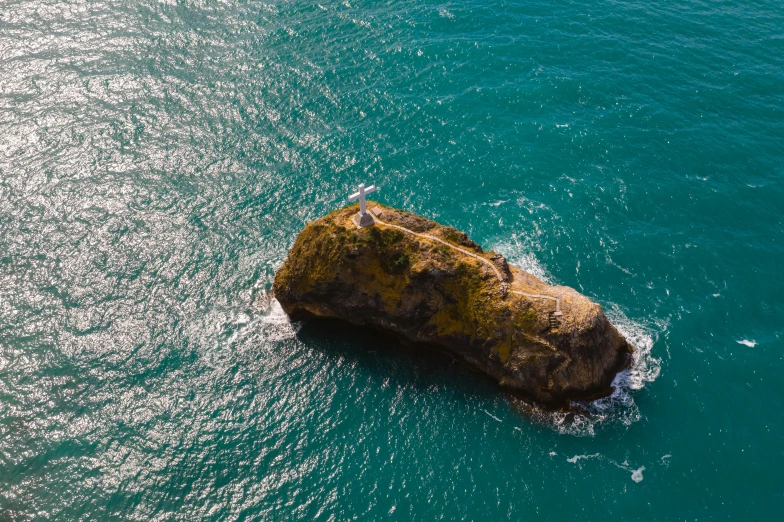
(257, 295), (299, 343)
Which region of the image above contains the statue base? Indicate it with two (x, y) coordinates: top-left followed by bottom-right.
(352, 211), (375, 229)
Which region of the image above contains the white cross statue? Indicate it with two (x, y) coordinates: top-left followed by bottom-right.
(348, 183), (378, 228)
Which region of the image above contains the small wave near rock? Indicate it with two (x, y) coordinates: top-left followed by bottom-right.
(254, 289), (299, 343)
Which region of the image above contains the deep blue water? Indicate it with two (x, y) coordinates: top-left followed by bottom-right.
(1, 0), (782, 519)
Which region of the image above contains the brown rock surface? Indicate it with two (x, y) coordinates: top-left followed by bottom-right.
(273, 202), (632, 405)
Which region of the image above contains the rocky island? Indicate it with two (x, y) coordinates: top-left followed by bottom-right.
(273, 201), (632, 406)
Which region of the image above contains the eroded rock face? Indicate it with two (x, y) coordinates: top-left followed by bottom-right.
(273, 203), (632, 405)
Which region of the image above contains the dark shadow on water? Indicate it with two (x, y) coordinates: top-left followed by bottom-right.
(294, 317), (501, 402)
(293, 318), (593, 434)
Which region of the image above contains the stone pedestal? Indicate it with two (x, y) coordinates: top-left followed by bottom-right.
(352, 211), (375, 228)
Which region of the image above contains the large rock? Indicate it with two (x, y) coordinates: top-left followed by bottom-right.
(273, 202), (632, 405)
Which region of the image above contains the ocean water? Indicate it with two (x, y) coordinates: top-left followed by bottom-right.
(1, 0), (782, 519)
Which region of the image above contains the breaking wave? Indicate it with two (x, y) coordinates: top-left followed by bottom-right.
(254, 290), (299, 344)
(491, 238), (553, 284)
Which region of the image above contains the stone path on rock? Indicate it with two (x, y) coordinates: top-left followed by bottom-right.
(369, 207), (506, 281)
(369, 207), (562, 317)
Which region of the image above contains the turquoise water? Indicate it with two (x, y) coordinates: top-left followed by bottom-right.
(1, 0), (782, 519)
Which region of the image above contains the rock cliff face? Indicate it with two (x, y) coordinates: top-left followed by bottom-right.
(273, 202), (632, 405)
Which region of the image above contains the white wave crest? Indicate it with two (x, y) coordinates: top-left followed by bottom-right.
(482, 409), (503, 422)
(491, 239), (552, 284)
(563, 453), (646, 482)
(567, 453), (600, 463)
(257, 295), (299, 343)
(604, 305), (661, 393)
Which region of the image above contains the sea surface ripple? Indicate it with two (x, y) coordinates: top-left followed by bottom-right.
(1, 0), (782, 519)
